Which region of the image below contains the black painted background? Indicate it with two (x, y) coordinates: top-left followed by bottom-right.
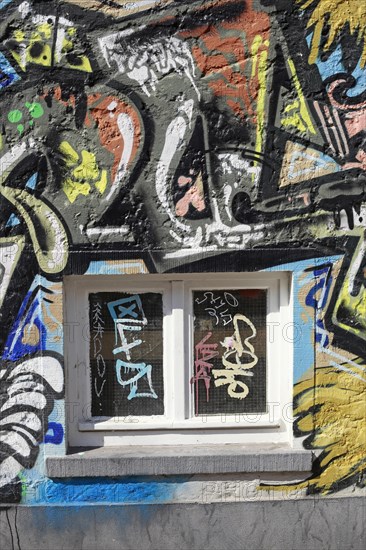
(89, 292), (164, 417)
(193, 289), (267, 415)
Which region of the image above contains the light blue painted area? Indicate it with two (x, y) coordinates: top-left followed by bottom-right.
(108, 294), (144, 321)
(348, 58), (366, 97)
(26, 173), (38, 190)
(0, 51), (20, 89)
(85, 260), (147, 275)
(25, 477), (188, 505)
(263, 255), (342, 383)
(5, 213), (21, 227)
(307, 34), (366, 98)
(310, 41), (345, 81)
(287, 149), (340, 181)
(38, 276), (64, 355)
(0, 0), (13, 10)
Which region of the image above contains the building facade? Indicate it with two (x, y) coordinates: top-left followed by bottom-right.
(0, 1), (365, 548)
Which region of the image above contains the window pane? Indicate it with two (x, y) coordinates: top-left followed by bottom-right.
(89, 292), (164, 417)
(192, 290), (267, 416)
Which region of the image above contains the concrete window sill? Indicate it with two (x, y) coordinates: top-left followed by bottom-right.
(46, 444), (313, 478)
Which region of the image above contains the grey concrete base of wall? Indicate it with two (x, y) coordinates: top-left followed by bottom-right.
(1, 497), (365, 550)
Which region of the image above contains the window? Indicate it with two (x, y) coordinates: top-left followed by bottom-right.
(65, 273), (292, 447)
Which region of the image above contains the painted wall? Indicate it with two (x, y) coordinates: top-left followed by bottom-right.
(0, 0), (365, 510)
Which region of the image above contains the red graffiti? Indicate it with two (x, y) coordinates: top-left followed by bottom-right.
(86, 94), (142, 188)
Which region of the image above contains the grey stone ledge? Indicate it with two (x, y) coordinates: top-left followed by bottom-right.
(46, 444), (313, 478)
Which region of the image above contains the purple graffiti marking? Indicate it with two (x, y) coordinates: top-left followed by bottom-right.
(191, 332), (219, 415)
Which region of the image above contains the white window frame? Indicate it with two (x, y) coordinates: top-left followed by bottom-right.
(64, 272), (293, 447)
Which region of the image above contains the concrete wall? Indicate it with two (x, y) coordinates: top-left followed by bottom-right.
(0, 0), (365, 546)
(1, 497), (365, 550)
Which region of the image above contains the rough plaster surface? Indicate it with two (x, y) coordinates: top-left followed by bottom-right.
(0, 0), (365, 513)
(1, 498), (365, 550)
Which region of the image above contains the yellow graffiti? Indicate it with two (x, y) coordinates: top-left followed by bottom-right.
(281, 58), (316, 135)
(60, 141), (108, 203)
(333, 231), (366, 340)
(298, 362), (365, 493)
(61, 27), (92, 72)
(212, 313), (258, 400)
(251, 36), (269, 168)
(0, 153), (68, 274)
(10, 24), (52, 70)
(298, 0), (366, 67)
(260, 351), (366, 494)
(10, 21), (92, 72)
(282, 101), (308, 134)
(36, 22), (53, 40)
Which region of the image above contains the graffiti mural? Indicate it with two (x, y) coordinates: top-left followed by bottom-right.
(0, 0), (365, 502)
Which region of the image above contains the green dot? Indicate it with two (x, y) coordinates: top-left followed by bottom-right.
(8, 110), (23, 123)
(29, 120), (34, 127)
(17, 124), (24, 134)
(28, 102), (44, 119)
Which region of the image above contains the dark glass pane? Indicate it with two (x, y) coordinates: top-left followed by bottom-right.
(89, 292), (164, 417)
(192, 289), (267, 416)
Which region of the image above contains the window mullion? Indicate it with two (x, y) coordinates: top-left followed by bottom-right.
(171, 281), (186, 422)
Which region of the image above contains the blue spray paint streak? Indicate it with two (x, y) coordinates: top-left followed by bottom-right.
(305, 265), (333, 349)
(44, 422), (64, 445)
(305, 266), (332, 309)
(2, 289), (46, 360)
(2, 275), (64, 360)
(264, 255), (342, 382)
(0, 51), (20, 89)
(29, 477), (188, 504)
